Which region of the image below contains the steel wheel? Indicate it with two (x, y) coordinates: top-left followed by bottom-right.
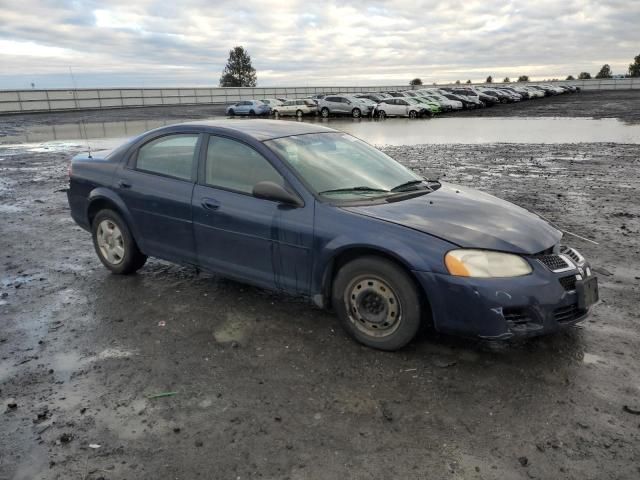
(344, 275), (402, 338)
(96, 219), (125, 265)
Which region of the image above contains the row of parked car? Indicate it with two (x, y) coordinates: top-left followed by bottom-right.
(225, 84), (580, 119)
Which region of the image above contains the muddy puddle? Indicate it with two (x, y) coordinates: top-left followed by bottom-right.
(1, 117), (639, 151)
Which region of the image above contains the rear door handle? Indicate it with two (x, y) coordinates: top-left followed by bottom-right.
(117, 180), (131, 189)
(201, 198), (220, 211)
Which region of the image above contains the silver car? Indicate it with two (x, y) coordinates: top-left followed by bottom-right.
(317, 95), (373, 118)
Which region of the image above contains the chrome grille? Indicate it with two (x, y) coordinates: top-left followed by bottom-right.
(537, 255), (570, 272)
(561, 246), (584, 265)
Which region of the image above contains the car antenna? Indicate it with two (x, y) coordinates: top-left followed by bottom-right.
(532, 210), (599, 245)
(69, 66), (92, 158)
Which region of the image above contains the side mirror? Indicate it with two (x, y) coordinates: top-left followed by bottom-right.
(253, 181), (303, 207)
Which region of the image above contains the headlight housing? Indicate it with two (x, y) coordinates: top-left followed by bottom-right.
(445, 249), (532, 278)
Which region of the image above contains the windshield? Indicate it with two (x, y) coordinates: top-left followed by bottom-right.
(265, 133), (423, 200)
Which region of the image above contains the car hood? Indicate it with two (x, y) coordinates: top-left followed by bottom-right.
(344, 182), (561, 254)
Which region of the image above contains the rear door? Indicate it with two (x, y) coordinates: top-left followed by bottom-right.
(192, 134), (314, 293)
(324, 96), (341, 113)
(115, 133), (201, 263)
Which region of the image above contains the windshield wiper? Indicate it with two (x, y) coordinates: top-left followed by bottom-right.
(390, 180), (429, 192)
(319, 186), (390, 195)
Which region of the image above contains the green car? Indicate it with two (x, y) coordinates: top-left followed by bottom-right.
(412, 96), (442, 114)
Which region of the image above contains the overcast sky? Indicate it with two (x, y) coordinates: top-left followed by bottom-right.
(0, 0), (638, 89)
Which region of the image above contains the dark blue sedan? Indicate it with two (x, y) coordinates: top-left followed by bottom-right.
(67, 120), (598, 350)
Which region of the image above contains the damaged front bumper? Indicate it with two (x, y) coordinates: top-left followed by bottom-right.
(414, 247), (598, 340)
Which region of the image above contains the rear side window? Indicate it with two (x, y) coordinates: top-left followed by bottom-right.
(325, 96), (339, 102)
(205, 136), (284, 194)
(135, 134), (199, 181)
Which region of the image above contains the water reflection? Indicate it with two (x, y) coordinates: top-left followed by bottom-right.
(1, 116), (639, 148)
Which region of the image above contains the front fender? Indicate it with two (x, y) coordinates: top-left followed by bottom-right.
(87, 188), (146, 252)
(311, 206), (456, 305)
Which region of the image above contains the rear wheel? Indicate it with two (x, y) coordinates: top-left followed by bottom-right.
(352, 108), (361, 118)
(332, 256), (422, 351)
(249, 110), (256, 116)
(296, 109), (304, 118)
(92, 209), (147, 275)
(321, 107), (330, 118)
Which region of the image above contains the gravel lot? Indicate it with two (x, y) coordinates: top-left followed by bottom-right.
(1, 91), (640, 479)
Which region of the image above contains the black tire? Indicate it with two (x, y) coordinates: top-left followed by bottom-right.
(296, 109), (304, 118)
(321, 107), (330, 118)
(92, 209), (147, 275)
(378, 110), (386, 119)
(249, 110), (256, 116)
(228, 109), (235, 116)
(272, 110), (279, 117)
(408, 110), (417, 119)
(352, 108), (361, 118)
(332, 256), (422, 351)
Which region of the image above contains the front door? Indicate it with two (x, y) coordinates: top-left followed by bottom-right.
(192, 135), (314, 294)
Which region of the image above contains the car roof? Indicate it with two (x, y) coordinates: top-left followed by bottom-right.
(174, 119), (336, 141)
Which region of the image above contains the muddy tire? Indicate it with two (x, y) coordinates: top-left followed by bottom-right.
(92, 209), (147, 275)
(332, 256), (422, 351)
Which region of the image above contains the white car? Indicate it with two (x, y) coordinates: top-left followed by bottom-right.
(376, 97), (425, 118)
(418, 89), (463, 110)
(260, 98), (284, 110)
(272, 99), (317, 117)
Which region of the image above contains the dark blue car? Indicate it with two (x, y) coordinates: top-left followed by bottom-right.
(67, 120), (598, 350)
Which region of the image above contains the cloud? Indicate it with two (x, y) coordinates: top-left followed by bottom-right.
(0, 0), (638, 88)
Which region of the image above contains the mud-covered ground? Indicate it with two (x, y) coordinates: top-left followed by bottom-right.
(1, 93), (640, 480)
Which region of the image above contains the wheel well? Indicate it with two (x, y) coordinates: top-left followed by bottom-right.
(323, 248), (431, 317)
(87, 198), (120, 227)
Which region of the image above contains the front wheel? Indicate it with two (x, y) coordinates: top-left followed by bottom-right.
(272, 110), (279, 117)
(321, 107), (330, 118)
(352, 108), (361, 118)
(249, 110), (256, 116)
(228, 109), (235, 116)
(378, 110), (386, 119)
(296, 109), (304, 118)
(332, 256), (422, 351)
(92, 209), (147, 275)
(408, 110), (417, 118)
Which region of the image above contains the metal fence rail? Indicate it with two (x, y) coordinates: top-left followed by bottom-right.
(1, 78), (638, 115)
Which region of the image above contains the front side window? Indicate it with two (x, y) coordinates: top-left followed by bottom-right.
(135, 134), (198, 180)
(266, 133), (422, 201)
(205, 136), (284, 194)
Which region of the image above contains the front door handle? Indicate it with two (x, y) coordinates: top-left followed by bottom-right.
(117, 180), (131, 189)
(201, 198), (220, 211)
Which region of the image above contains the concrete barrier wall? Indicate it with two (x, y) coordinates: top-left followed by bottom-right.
(1, 78), (638, 115)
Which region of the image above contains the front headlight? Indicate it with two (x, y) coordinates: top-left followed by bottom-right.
(444, 249), (532, 278)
